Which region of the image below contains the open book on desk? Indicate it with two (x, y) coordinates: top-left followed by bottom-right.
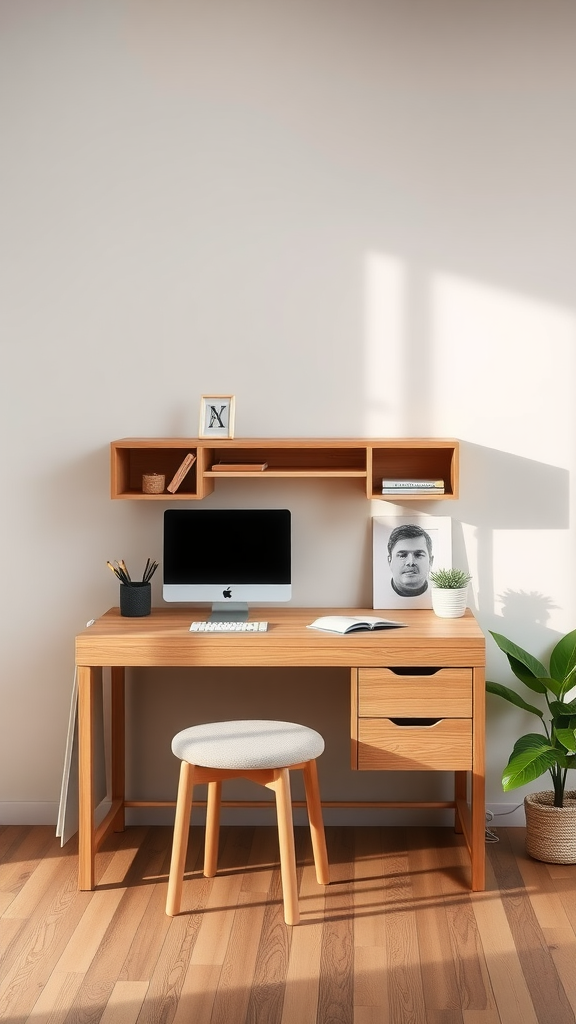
(307, 615), (407, 634)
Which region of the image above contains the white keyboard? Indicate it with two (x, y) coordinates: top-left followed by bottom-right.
(189, 621), (268, 632)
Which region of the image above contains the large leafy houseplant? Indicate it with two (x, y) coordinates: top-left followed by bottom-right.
(486, 628), (576, 807)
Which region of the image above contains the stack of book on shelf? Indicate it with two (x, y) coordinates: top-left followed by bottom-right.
(381, 478), (445, 494)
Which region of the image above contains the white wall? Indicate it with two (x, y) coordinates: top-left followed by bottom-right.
(1, 0), (575, 827)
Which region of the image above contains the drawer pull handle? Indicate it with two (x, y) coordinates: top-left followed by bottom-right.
(387, 667), (440, 676)
(389, 718), (441, 727)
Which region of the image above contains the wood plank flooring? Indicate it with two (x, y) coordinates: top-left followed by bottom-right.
(1, 824), (575, 1024)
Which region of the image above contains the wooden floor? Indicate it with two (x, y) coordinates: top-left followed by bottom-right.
(1, 824), (576, 1024)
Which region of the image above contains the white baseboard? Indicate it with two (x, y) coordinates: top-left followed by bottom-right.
(125, 806), (457, 827)
(1, 802), (455, 829)
(0, 801), (527, 829)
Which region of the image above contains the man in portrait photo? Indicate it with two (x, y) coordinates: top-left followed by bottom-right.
(387, 523), (433, 597)
(372, 515), (452, 610)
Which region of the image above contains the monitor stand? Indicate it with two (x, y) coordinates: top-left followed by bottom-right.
(209, 602), (249, 623)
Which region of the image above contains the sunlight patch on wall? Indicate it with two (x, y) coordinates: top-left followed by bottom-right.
(363, 252), (407, 436)
(428, 272), (576, 631)
(491, 528), (565, 627)
(429, 273), (575, 466)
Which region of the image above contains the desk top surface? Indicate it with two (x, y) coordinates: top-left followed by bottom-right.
(76, 607), (485, 669)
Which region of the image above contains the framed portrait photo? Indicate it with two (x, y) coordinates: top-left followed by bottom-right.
(372, 514), (452, 610)
(199, 395), (235, 439)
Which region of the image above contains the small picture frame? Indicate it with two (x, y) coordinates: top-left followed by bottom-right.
(199, 395), (236, 438)
(372, 513), (452, 609)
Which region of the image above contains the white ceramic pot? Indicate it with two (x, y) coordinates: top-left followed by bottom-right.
(431, 586), (468, 618)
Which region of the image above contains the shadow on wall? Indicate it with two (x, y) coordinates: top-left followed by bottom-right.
(457, 441), (569, 530)
(487, 589), (559, 666)
(498, 588), (557, 630)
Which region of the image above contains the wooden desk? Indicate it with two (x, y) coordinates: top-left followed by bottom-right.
(75, 607), (486, 891)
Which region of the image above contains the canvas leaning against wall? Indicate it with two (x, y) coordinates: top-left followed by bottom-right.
(373, 515), (452, 610)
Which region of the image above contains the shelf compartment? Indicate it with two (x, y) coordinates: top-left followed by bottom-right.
(369, 442), (458, 500)
(111, 444), (206, 500)
(205, 446), (368, 477)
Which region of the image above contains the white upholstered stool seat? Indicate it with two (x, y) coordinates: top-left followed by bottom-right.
(171, 718), (326, 770)
(166, 719), (330, 925)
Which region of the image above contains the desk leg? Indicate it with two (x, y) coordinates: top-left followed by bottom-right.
(110, 667), (125, 832)
(471, 666), (486, 891)
(454, 772), (466, 833)
(78, 665), (99, 890)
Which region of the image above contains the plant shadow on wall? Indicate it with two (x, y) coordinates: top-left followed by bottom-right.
(486, 594), (576, 864)
(499, 588), (558, 629)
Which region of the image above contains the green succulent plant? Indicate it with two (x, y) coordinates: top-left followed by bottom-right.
(429, 567), (472, 589)
(486, 629), (576, 807)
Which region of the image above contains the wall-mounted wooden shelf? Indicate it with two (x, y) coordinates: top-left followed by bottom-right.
(110, 437), (459, 501)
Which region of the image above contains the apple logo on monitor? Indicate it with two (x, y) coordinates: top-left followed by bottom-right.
(223, 587), (232, 599)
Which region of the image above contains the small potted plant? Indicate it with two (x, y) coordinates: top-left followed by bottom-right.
(486, 628), (576, 863)
(428, 567), (472, 618)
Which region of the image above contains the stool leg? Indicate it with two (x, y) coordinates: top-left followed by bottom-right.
(271, 768), (300, 926)
(204, 780), (222, 877)
(303, 758), (330, 885)
(166, 760), (195, 917)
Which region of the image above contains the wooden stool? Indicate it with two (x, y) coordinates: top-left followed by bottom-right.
(165, 719), (330, 925)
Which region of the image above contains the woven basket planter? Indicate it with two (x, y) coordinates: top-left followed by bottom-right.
(524, 791), (576, 864)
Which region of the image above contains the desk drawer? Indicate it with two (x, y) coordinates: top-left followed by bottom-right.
(357, 718), (472, 770)
(358, 668), (472, 718)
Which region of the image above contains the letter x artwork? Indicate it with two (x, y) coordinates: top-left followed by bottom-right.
(199, 395), (236, 438)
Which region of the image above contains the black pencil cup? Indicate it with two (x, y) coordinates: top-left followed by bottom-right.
(120, 582), (151, 617)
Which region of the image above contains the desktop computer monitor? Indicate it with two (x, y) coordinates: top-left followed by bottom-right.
(163, 508), (291, 620)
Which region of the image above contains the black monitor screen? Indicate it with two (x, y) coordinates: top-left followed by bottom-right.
(163, 508), (291, 585)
